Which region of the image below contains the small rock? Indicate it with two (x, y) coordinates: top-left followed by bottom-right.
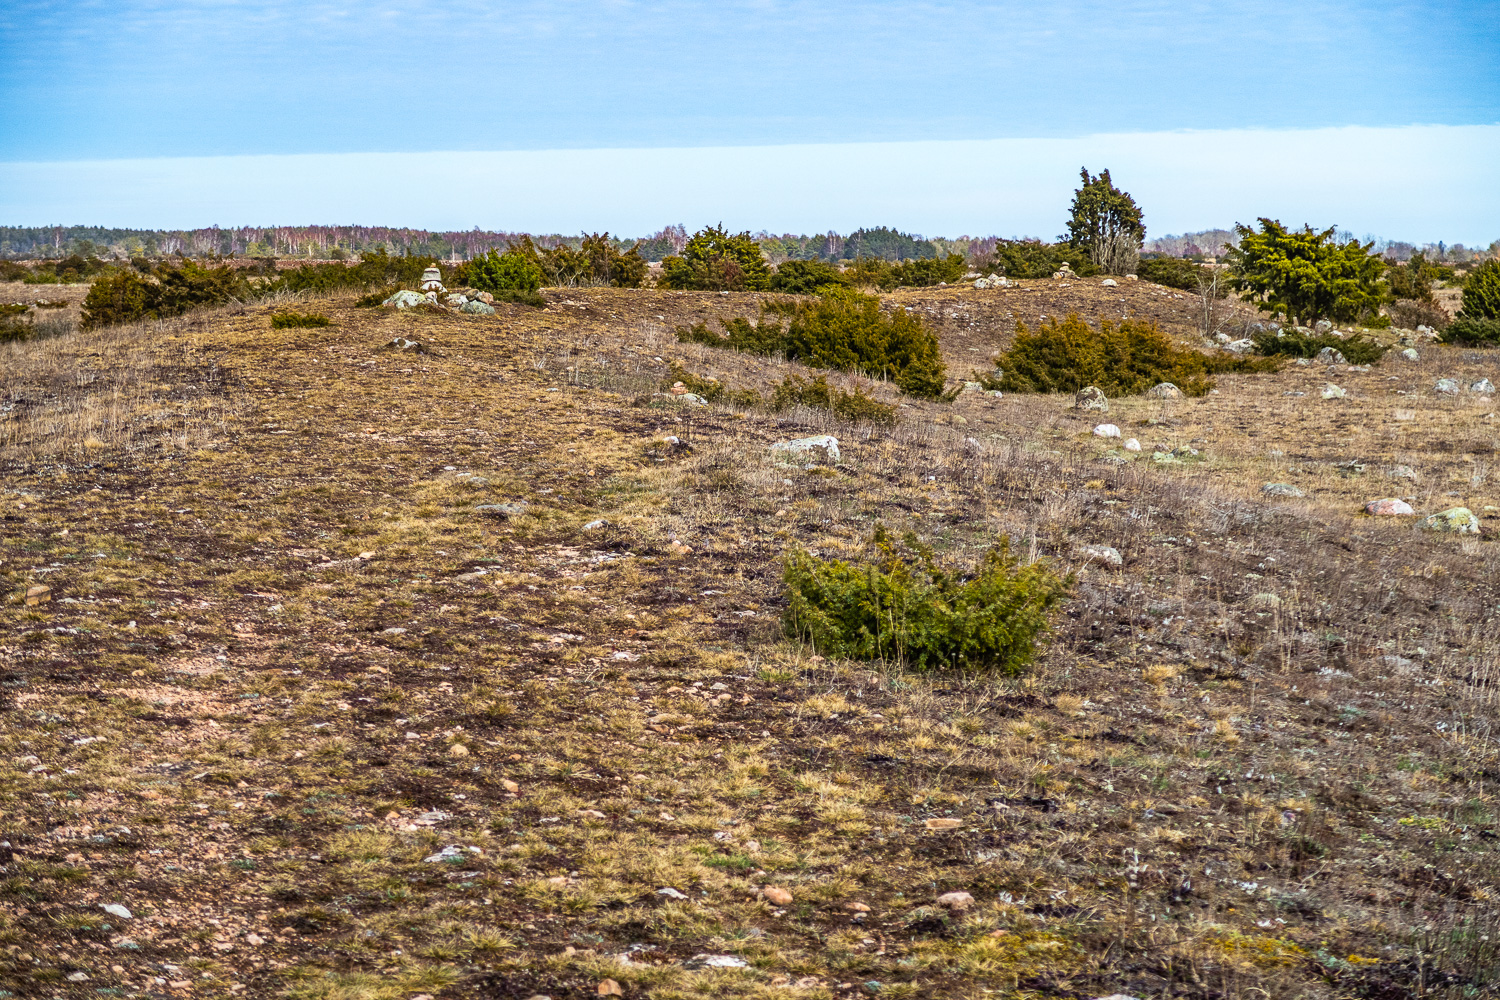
(1123, 438), (1141, 452)
(1421, 507), (1480, 534)
(460, 300), (496, 315)
(936, 891), (975, 911)
(1101, 278), (1117, 287)
(650, 391), (709, 407)
(1321, 384), (1346, 399)
(1365, 498), (1415, 516)
(444, 293), (468, 306)
(1074, 386), (1109, 412)
(845, 902), (871, 912)
(598, 979), (623, 996)
(475, 291), (495, 304)
(1213, 332), (1232, 344)
(1080, 544), (1122, 567)
(1314, 319), (1333, 333)
(99, 904), (132, 920)
(66, 972), (89, 982)
(1092, 423), (1121, 439)
(1223, 339), (1255, 354)
(423, 845), (464, 863)
(924, 818), (963, 831)
(1472, 378), (1495, 394)
(656, 887), (690, 900)
(770, 435), (841, 465)
(763, 886), (794, 906)
(583, 519), (607, 530)
(1400, 348), (1419, 361)
(502, 779), (520, 794)
(1387, 464), (1418, 480)
(1147, 382), (1181, 399)
(1261, 483), (1304, 497)
(1435, 378), (1460, 394)
(25, 584), (50, 606)
(1315, 346), (1346, 365)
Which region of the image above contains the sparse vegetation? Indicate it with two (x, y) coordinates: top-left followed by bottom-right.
(783, 526), (1070, 672)
(1438, 316), (1500, 346)
(768, 373), (897, 424)
(986, 313), (1276, 396)
(80, 260), (251, 329)
(768, 259), (847, 294)
(1137, 256), (1208, 289)
(270, 309), (333, 329)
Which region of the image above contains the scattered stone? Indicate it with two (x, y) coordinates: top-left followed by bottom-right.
(685, 954), (750, 969)
(1421, 507), (1480, 534)
(1147, 382), (1181, 399)
(1334, 460), (1366, 476)
(1223, 339), (1255, 354)
(1435, 378), (1460, 394)
(583, 519), (607, 530)
(382, 290), (427, 309)
(1092, 423), (1121, 439)
(444, 293), (468, 306)
(1387, 464), (1418, 480)
(972, 274), (1011, 289)
(656, 887), (689, 900)
(475, 290), (495, 304)
(25, 584), (50, 606)
(1321, 384), (1345, 399)
(1123, 438), (1141, 452)
(1365, 498), (1415, 516)
(424, 845), (464, 863)
(845, 902), (872, 912)
(1400, 348), (1420, 361)
(1074, 386), (1109, 412)
(382, 336), (426, 352)
(1261, 483), (1304, 497)
(770, 435), (841, 465)
(936, 891), (975, 911)
(924, 818), (963, 831)
(459, 300), (496, 315)
(66, 972), (89, 982)
(650, 391), (709, 407)
(1213, 332), (1232, 344)
(1101, 278), (1117, 287)
(1314, 319), (1333, 333)
(1472, 378), (1495, 394)
(475, 502), (528, 518)
(1315, 346), (1346, 365)
(598, 979), (623, 996)
(1080, 544), (1123, 567)
(763, 886), (794, 906)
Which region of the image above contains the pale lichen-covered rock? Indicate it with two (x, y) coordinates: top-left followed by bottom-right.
(1074, 386), (1109, 412)
(382, 290), (426, 309)
(1092, 423), (1121, 438)
(1321, 384), (1346, 399)
(770, 434), (840, 465)
(1315, 346), (1346, 365)
(459, 300), (496, 315)
(1147, 382), (1182, 398)
(1435, 378), (1460, 394)
(1421, 507), (1480, 534)
(1262, 483), (1304, 497)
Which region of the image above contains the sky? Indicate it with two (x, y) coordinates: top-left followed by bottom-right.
(2, 1), (1498, 242)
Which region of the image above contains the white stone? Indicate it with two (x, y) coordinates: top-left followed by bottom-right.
(100, 904), (132, 920)
(770, 435), (841, 465)
(1123, 438), (1141, 452)
(1101, 278), (1117, 286)
(1092, 423), (1121, 438)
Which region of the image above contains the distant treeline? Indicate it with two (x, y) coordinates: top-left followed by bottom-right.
(5, 223), (1492, 267)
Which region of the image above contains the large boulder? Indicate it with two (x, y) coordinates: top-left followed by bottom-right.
(1092, 423), (1121, 438)
(382, 290), (426, 309)
(1074, 386), (1109, 412)
(1147, 382), (1182, 399)
(1421, 507), (1480, 534)
(771, 435), (841, 465)
(1223, 339), (1255, 354)
(1315, 346), (1347, 365)
(1321, 384), (1346, 399)
(1472, 378), (1495, 394)
(459, 300), (496, 315)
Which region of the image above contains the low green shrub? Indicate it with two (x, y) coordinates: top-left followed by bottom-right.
(0, 261), (30, 281)
(660, 225), (772, 291)
(987, 313), (1276, 396)
(81, 262), (250, 329)
(985, 240), (1098, 279)
(769, 374), (897, 424)
(677, 286), (949, 399)
(1438, 317), (1500, 346)
(884, 253), (968, 289)
(782, 526), (1071, 673)
(1251, 328), (1386, 363)
(271, 250), (429, 294)
(456, 248), (543, 294)
(769, 260), (847, 294)
(1137, 257), (1206, 290)
(355, 285), (400, 308)
(271, 310), (332, 329)
(1460, 260), (1500, 320)
(1388, 299), (1450, 330)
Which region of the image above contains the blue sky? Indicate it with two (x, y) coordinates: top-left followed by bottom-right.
(2, 1), (1498, 240)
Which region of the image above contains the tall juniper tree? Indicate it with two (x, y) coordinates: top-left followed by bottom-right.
(1064, 168), (1145, 275)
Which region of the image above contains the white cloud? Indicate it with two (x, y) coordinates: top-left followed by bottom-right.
(2, 125), (1496, 244)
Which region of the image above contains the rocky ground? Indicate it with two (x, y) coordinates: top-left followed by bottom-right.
(2, 277), (1499, 1000)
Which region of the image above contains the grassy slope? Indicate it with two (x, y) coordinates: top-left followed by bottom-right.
(2, 278), (1499, 1000)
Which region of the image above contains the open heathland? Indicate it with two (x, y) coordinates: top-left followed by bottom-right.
(3, 274), (1500, 1000)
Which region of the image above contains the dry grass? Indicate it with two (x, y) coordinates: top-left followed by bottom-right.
(1, 276), (1498, 999)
